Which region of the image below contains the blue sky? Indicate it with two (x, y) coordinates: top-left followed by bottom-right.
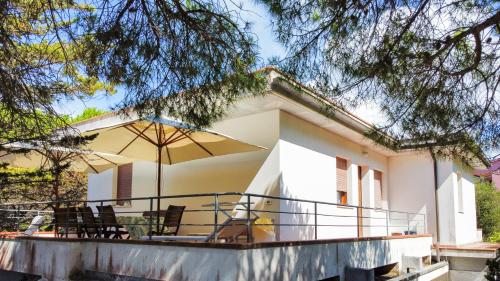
(53, 1), (285, 116)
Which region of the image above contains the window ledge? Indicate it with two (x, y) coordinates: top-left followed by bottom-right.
(336, 205), (355, 210)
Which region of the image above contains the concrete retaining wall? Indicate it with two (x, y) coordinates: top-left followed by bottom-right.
(0, 236), (433, 281)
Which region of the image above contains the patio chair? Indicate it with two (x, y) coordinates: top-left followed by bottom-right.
(78, 206), (101, 238)
(141, 217), (257, 242)
(54, 207), (81, 238)
(96, 205), (129, 239)
(148, 205), (186, 236)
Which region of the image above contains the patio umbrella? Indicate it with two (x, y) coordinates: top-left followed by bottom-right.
(81, 117), (266, 231)
(0, 143), (131, 173)
(0, 143), (131, 204)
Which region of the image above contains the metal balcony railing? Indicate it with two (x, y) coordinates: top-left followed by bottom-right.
(0, 192), (426, 242)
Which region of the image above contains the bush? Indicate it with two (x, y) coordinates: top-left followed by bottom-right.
(116, 216), (149, 239)
(488, 232), (500, 243)
(476, 180), (500, 240)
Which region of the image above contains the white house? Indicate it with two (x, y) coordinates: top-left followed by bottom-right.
(75, 68), (484, 247)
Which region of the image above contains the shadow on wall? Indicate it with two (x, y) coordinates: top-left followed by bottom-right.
(0, 235), (430, 280)
(238, 237), (400, 280)
(239, 242), (339, 280)
(342, 239), (389, 271)
(0, 240), (14, 273)
(279, 182), (315, 241)
(233, 172), (282, 240)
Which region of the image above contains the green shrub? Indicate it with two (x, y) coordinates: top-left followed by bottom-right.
(475, 180), (500, 239)
(488, 232), (500, 243)
(116, 216), (149, 239)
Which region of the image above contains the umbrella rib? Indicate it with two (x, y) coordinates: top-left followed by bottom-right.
(119, 123), (154, 154)
(162, 125), (168, 144)
(178, 130), (214, 156)
(163, 128), (180, 144)
(94, 154), (118, 166)
(154, 123), (160, 144)
(165, 145), (172, 165)
(164, 129), (190, 145)
(0, 152), (11, 158)
(79, 155), (99, 173)
(125, 125), (157, 146)
(129, 124), (158, 144)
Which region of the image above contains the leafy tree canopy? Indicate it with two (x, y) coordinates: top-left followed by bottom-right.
(0, 0), (115, 146)
(261, 0), (499, 162)
(70, 107), (108, 124)
(2, 0), (497, 165)
(1, 0), (264, 152)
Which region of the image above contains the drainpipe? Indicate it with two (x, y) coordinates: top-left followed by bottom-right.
(430, 148), (441, 262)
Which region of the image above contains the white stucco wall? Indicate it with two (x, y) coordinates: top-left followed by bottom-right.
(389, 154), (479, 245)
(452, 161), (478, 245)
(388, 152), (436, 240)
(84, 97), (480, 245)
(87, 169), (114, 210)
(278, 111), (390, 240)
(435, 159), (456, 244)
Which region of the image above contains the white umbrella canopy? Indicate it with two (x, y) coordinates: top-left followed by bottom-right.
(81, 116), (266, 232)
(82, 117), (266, 164)
(0, 143), (131, 173)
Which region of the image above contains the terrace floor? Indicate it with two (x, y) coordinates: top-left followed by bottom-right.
(433, 241), (500, 259)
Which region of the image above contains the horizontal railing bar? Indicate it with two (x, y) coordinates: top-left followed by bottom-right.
(1, 191), (427, 241)
(0, 192), (425, 217)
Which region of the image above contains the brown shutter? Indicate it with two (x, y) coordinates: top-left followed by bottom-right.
(336, 157), (348, 192)
(374, 170), (382, 208)
(117, 163), (133, 202)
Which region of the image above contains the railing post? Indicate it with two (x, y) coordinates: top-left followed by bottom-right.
(65, 202), (69, 238)
(246, 194), (252, 243)
(357, 206), (360, 238)
(407, 212), (410, 235)
(148, 198), (153, 240)
(386, 210), (390, 236)
(314, 202), (318, 240)
(213, 194), (219, 242)
(423, 214), (426, 234)
(15, 205), (20, 233)
(99, 201), (104, 237)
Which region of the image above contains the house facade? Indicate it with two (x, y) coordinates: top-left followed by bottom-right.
(76, 69), (482, 247)
(475, 158), (500, 191)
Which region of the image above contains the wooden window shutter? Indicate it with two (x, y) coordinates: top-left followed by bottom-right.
(374, 170), (382, 208)
(117, 163), (133, 204)
(336, 157), (348, 192)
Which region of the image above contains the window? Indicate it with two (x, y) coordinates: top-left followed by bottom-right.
(116, 163), (133, 206)
(457, 173), (464, 213)
(336, 157), (348, 205)
(374, 170), (382, 208)
(337, 191), (347, 205)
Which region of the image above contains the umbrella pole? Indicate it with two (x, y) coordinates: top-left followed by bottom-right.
(156, 146), (161, 234)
